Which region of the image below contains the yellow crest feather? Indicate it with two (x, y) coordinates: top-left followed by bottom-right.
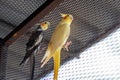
(60, 13), (67, 17)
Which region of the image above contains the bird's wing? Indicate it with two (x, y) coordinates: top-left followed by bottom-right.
(26, 30), (43, 50)
(50, 24), (70, 53)
(20, 29), (43, 65)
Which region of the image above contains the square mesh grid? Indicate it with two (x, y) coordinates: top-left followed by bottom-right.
(0, 0), (46, 38)
(0, 44), (8, 80)
(0, 22), (13, 39)
(5, 0), (120, 80)
(41, 27), (120, 80)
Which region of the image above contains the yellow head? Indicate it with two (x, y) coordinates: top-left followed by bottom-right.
(60, 13), (73, 23)
(40, 21), (50, 30)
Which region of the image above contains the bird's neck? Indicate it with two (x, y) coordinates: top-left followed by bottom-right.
(36, 27), (43, 32)
(61, 19), (72, 25)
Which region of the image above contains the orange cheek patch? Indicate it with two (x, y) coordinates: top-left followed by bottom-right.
(41, 23), (45, 26)
(64, 16), (67, 19)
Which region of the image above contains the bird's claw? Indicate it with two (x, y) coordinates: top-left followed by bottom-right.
(63, 41), (72, 51)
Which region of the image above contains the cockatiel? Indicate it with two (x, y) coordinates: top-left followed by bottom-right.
(20, 21), (50, 80)
(41, 13), (73, 80)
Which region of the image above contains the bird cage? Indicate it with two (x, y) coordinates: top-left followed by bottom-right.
(0, 0), (120, 80)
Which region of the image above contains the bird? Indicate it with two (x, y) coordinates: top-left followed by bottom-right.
(41, 13), (73, 80)
(20, 21), (50, 80)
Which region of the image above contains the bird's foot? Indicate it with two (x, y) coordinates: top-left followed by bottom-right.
(63, 41), (72, 51)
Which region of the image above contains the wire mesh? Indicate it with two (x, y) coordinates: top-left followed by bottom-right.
(41, 27), (120, 80)
(0, 0), (46, 38)
(0, 22), (13, 39)
(41, 0), (120, 54)
(4, 0), (120, 80)
(0, 44), (8, 80)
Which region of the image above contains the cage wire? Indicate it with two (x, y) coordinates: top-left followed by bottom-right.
(0, 44), (8, 80)
(41, 27), (120, 80)
(4, 0), (120, 80)
(0, 0), (47, 38)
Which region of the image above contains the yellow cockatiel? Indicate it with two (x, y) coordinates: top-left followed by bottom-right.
(41, 13), (73, 80)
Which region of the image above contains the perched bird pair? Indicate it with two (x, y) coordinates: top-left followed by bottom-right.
(20, 13), (73, 80)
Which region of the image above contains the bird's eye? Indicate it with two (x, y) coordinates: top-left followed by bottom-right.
(45, 22), (47, 24)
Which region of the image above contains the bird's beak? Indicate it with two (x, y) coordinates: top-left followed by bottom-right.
(60, 13), (66, 17)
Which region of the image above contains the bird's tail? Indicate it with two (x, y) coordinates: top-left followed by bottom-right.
(53, 48), (61, 80)
(19, 50), (32, 65)
(41, 46), (52, 68)
(19, 57), (29, 65)
(41, 46), (61, 80)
